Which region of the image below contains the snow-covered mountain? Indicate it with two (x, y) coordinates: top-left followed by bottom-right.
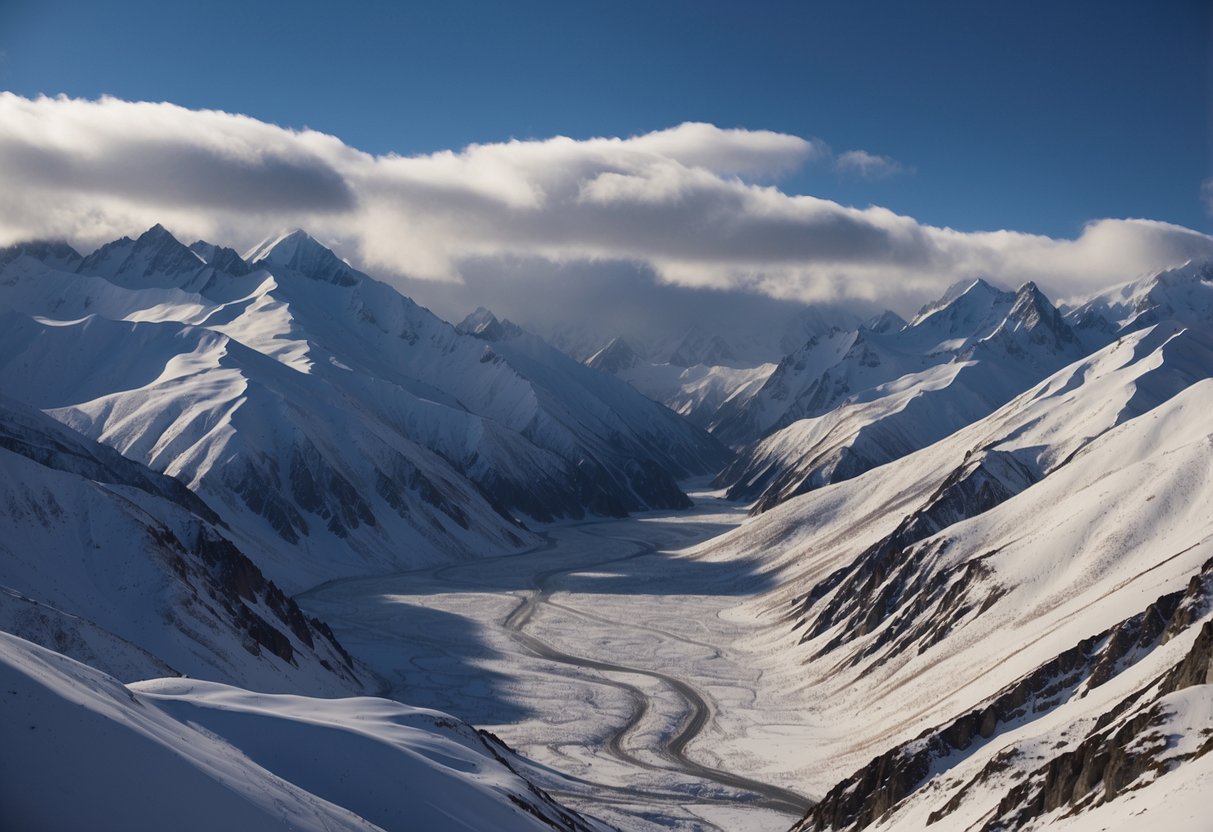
(448, 305), (729, 509)
(0, 395), (360, 694)
(553, 305), (862, 434)
(693, 304), (1213, 830)
(585, 336), (776, 429)
(0, 226), (726, 589)
(1064, 259), (1213, 341)
(0, 632), (605, 832)
(715, 279), (1087, 509)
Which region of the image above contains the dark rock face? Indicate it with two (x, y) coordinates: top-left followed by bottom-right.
(0, 397), (360, 688)
(223, 432), (507, 546)
(981, 619), (1213, 831)
(789, 450), (1039, 667)
(288, 442), (376, 537)
(584, 337), (639, 375)
(188, 240), (252, 276)
(793, 557), (1213, 832)
(456, 307), (525, 342)
(184, 528), (356, 677)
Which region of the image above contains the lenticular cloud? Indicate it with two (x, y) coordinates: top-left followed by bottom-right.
(0, 92), (1209, 304)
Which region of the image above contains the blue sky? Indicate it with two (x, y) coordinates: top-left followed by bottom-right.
(3, 0), (1209, 237)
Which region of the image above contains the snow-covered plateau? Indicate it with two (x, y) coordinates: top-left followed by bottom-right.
(1, 229), (1210, 832)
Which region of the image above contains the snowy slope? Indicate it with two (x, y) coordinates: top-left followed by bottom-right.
(0, 395), (360, 693)
(693, 319), (1213, 830)
(0, 303), (538, 590)
(0, 226), (726, 587)
(716, 280), (1087, 508)
(0, 631), (604, 832)
(453, 308), (730, 511)
(1063, 259), (1213, 344)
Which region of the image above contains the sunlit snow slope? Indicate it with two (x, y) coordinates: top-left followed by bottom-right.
(693, 272), (1213, 830)
(0, 226), (727, 589)
(0, 394), (360, 694)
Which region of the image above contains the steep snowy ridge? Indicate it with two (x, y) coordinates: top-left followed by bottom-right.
(0, 303), (534, 590)
(1065, 259), (1213, 344)
(0, 396), (360, 693)
(78, 223), (217, 291)
(693, 312), (1213, 831)
(797, 563), (1213, 832)
(0, 227), (727, 588)
(585, 336), (640, 375)
(717, 279), (1088, 510)
(453, 307), (730, 508)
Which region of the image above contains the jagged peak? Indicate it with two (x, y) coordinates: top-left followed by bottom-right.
(140, 222), (174, 241)
(78, 224), (206, 283)
(189, 240), (252, 276)
(0, 239), (82, 270)
(912, 277), (1009, 325)
(585, 336), (639, 373)
(976, 278), (1078, 354)
(862, 309), (907, 334)
(1006, 281), (1060, 326)
(456, 307), (523, 342)
(95, 223), (185, 253)
(244, 228), (316, 264)
(459, 306), (498, 328)
(132, 224), (201, 259)
(244, 229), (361, 287)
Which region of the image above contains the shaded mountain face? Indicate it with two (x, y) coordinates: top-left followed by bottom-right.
(694, 299), (1213, 832)
(189, 240), (253, 276)
(0, 632), (605, 832)
(585, 336), (640, 375)
(0, 396), (359, 694)
(667, 329), (737, 368)
(457, 306), (525, 342)
(714, 279), (1089, 510)
(0, 227), (725, 590)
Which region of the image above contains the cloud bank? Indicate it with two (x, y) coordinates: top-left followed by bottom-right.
(1, 92), (1209, 310)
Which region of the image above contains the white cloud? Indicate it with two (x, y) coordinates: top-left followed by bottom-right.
(0, 92), (1209, 310)
(834, 149), (905, 180)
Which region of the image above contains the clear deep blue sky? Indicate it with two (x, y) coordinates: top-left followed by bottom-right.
(2, 0), (1209, 237)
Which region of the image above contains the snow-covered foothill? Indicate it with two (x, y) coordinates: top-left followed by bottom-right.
(0, 631), (604, 832)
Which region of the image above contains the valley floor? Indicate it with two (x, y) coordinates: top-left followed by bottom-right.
(299, 485), (817, 832)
